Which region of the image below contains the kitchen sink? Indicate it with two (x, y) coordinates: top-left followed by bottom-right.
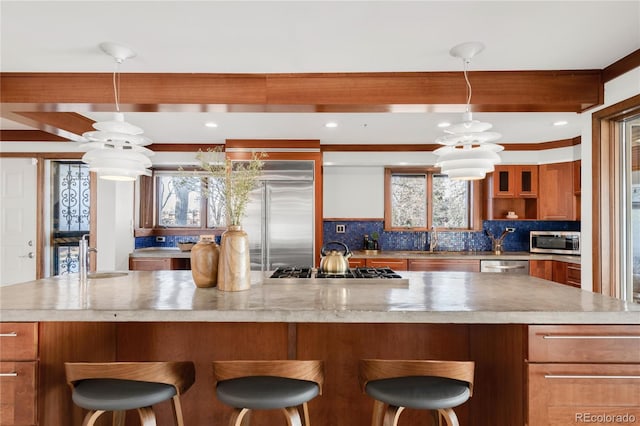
(87, 272), (128, 279)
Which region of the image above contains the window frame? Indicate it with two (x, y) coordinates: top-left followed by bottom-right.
(383, 166), (482, 232)
(140, 169), (227, 231)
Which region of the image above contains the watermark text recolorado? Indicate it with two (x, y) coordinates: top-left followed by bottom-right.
(576, 413), (637, 423)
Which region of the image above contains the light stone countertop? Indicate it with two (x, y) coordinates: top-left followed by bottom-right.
(130, 248), (581, 264)
(1, 270), (635, 324)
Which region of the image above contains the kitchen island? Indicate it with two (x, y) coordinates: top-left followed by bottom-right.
(1, 271), (638, 426)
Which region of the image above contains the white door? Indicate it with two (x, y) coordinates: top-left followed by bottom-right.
(0, 158), (37, 286)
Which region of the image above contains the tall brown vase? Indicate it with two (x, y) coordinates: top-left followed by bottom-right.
(217, 225), (251, 291)
(190, 235), (220, 288)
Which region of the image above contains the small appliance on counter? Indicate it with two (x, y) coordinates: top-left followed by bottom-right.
(530, 231), (580, 255)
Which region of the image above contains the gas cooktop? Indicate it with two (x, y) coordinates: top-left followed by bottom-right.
(269, 267), (403, 280)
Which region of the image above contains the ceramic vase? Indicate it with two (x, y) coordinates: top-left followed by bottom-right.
(217, 225), (251, 291)
(190, 235), (220, 288)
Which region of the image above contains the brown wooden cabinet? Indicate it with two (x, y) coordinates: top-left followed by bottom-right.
(538, 162), (576, 220)
(365, 258), (407, 270)
(493, 165), (538, 198)
(529, 259), (552, 280)
(408, 258), (480, 272)
(487, 165), (538, 220)
(348, 257), (366, 268)
(527, 325), (640, 426)
(0, 323), (38, 426)
(530, 260), (580, 288)
(129, 257), (190, 271)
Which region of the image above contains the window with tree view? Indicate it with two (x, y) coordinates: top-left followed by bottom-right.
(385, 168), (473, 230)
(156, 173), (225, 228)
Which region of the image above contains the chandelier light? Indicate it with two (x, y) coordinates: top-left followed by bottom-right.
(80, 42), (153, 181)
(434, 42), (503, 180)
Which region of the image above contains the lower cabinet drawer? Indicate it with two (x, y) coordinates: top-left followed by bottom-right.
(0, 361), (37, 425)
(529, 325), (640, 363)
(528, 363), (640, 426)
(365, 258), (407, 270)
(0, 323), (37, 361)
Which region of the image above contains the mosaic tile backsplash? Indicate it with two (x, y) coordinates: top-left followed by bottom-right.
(136, 221), (580, 254)
(323, 220), (581, 253)
(135, 234), (220, 249)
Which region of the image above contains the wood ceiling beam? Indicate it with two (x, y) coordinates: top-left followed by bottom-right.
(0, 130), (69, 142)
(0, 70), (603, 113)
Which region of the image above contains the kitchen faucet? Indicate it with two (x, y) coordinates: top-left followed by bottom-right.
(429, 227), (438, 252)
(79, 234), (97, 278)
(486, 228), (515, 254)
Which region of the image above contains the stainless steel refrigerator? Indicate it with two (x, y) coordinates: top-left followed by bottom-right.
(242, 160), (315, 271)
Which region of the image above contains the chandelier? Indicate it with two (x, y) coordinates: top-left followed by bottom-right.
(434, 42), (503, 180)
(80, 42), (153, 181)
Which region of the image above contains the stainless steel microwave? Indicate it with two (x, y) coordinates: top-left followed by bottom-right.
(530, 231), (580, 255)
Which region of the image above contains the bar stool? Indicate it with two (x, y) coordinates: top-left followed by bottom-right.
(65, 361), (195, 426)
(212, 360), (324, 426)
(359, 359), (474, 426)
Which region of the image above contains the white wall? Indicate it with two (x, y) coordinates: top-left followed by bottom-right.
(96, 180), (135, 271)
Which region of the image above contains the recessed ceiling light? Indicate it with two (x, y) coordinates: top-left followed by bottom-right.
(553, 120), (568, 127)
(437, 121), (451, 128)
(205, 122), (218, 128)
(325, 122), (338, 128)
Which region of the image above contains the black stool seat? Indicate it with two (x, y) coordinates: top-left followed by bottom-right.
(217, 376), (320, 410)
(72, 378), (177, 411)
(365, 376), (471, 410)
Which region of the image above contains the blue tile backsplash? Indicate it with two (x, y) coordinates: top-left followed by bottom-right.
(136, 221), (580, 254)
(322, 220), (580, 253)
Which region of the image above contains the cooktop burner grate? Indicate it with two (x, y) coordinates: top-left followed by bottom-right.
(269, 267), (402, 279)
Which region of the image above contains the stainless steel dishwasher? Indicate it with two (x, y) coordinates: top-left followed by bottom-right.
(480, 260), (529, 274)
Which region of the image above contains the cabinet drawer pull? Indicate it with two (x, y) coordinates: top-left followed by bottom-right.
(545, 374), (640, 380)
(0, 372), (18, 377)
(0, 332), (18, 337)
(542, 335), (640, 339)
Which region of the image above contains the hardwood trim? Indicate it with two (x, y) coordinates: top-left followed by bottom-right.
(592, 94), (640, 295)
(36, 157), (44, 279)
(602, 49), (640, 83)
(139, 175), (154, 229)
(0, 152), (84, 159)
(90, 172), (97, 272)
(321, 138), (581, 152)
(0, 130), (69, 142)
(148, 143), (224, 152)
(226, 139), (320, 150)
(13, 111), (95, 136)
(1, 70), (603, 112)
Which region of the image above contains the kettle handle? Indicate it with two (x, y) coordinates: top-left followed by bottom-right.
(321, 241), (352, 257)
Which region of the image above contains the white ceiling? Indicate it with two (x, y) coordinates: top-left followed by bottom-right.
(1, 0), (639, 145)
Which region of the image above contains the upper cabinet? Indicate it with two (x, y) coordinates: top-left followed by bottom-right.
(485, 162), (579, 221)
(486, 165), (539, 220)
(493, 165), (538, 198)
(538, 162), (575, 220)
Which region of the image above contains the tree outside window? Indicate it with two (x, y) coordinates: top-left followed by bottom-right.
(385, 168), (474, 231)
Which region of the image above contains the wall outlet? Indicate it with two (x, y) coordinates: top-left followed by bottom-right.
(155, 236), (166, 242)
(336, 224), (346, 233)
(505, 227), (515, 232)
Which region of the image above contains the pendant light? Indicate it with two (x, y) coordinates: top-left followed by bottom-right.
(80, 42), (153, 181)
(434, 42), (503, 180)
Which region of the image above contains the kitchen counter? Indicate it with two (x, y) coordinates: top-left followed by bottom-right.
(130, 248), (582, 264)
(1, 270), (634, 324)
(350, 250), (581, 264)
(130, 247), (191, 258)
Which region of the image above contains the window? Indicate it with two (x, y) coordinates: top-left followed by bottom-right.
(155, 172), (225, 228)
(384, 167), (479, 231)
(51, 161), (91, 275)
